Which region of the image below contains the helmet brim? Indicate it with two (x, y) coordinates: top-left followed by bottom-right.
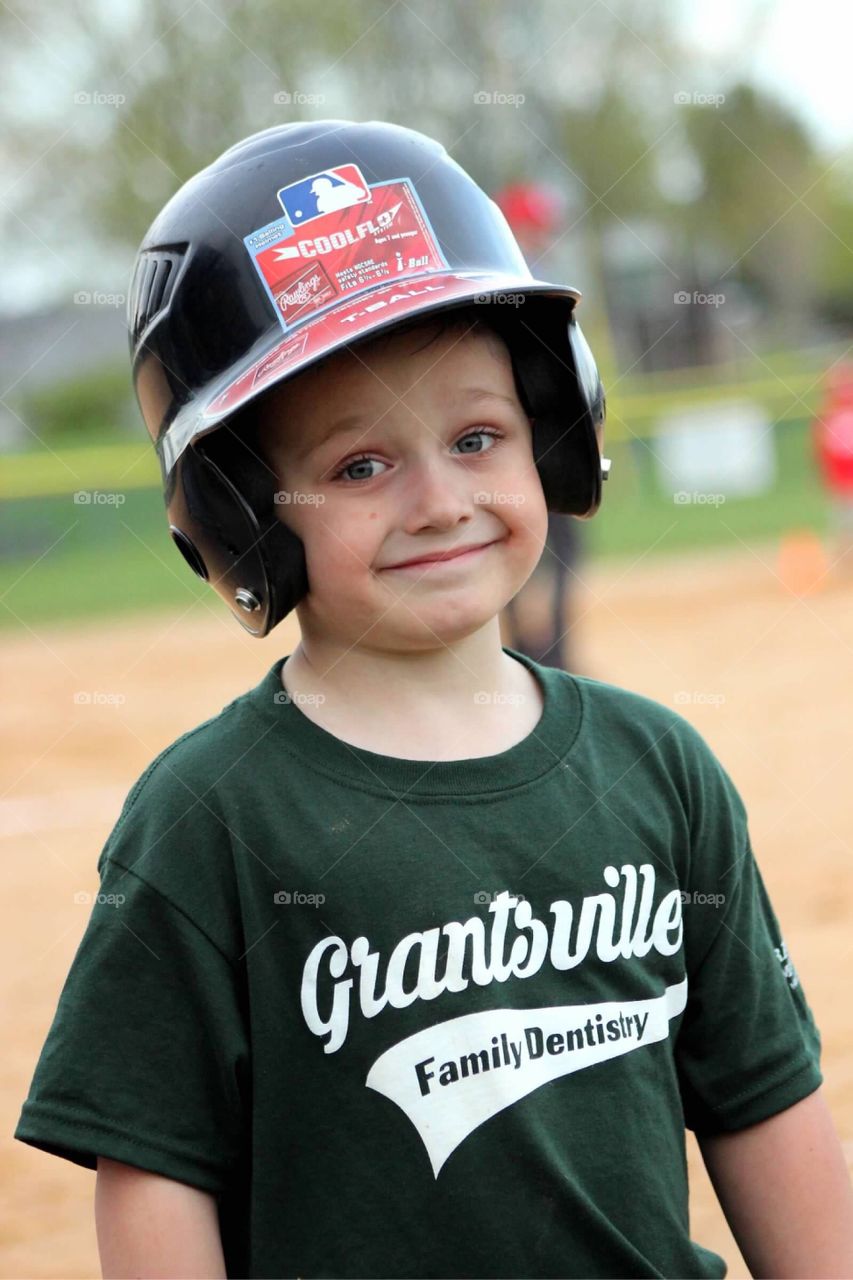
(158, 269), (581, 475)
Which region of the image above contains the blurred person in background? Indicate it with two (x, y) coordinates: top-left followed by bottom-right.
(813, 361), (853, 578)
(502, 508), (582, 668)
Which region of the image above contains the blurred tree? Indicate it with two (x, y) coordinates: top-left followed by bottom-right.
(809, 159), (853, 324)
(678, 83), (826, 317)
(2, 0), (849, 329)
(3, 0), (684, 257)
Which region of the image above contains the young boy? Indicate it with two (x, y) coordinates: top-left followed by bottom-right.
(15, 120), (853, 1279)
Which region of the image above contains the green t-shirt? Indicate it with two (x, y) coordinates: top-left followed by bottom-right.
(15, 647), (822, 1279)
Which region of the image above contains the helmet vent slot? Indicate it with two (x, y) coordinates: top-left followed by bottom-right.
(129, 245), (187, 343)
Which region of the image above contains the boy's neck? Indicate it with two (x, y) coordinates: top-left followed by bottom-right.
(279, 624), (546, 761)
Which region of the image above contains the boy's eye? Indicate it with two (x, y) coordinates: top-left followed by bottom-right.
(333, 456), (387, 483)
(330, 428), (501, 483)
(454, 430), (498, 456)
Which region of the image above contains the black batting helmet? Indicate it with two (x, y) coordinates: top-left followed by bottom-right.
(127, 118), (610, 636)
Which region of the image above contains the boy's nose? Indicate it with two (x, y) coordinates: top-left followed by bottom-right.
(401, 453), (478, 532)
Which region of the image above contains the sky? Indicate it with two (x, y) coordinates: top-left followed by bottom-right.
(677, 0), (853, 152)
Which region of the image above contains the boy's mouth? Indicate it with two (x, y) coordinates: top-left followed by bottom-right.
(382, 539), (500, 571)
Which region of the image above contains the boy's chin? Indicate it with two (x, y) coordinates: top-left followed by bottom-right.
(304, 575), (523, 649)
(361, 598), (511, 650)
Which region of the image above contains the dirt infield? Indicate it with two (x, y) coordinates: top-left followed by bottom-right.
(3, 540), (852, 1277)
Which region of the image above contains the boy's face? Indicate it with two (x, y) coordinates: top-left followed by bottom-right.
(256, 318), (550, 652)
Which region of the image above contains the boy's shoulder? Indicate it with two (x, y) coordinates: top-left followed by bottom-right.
(100, 668), (272, 868)
(124, 686), (255, 800)
(564, 667), (743, 816)
(559, 670), (751, 889)
(569, 668), (710, 751)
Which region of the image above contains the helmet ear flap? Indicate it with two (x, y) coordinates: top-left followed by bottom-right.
(198, 407), (279, 515)
(169, 421), (310, 636)
(499, 303), (606, 518)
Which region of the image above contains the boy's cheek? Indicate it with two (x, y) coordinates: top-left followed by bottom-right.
(304, 530), (373, 580)
(272, 502), (303, 536)
(513, 505), (550, 563)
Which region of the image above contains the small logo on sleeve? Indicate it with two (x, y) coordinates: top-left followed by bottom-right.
(773, 938), (800, 990)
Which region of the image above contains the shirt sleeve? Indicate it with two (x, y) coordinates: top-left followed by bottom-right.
(674, 731), (823, 1135)
(14, 749), (250, 1195)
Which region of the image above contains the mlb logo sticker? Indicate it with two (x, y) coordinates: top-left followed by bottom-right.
(277, 164), (370, 227)
(244, 176), (448, 336)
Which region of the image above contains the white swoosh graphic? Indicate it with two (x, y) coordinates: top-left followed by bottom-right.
(366, 979), (687, 1177)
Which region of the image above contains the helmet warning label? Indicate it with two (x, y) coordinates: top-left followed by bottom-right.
(244, 178), (447, 333)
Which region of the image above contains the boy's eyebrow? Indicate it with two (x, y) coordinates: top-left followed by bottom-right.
(298, 387), (519, 462)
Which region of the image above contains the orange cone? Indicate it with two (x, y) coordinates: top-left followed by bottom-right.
(777, 528), (829, 595)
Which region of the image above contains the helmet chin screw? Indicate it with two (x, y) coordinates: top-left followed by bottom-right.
(235, 588), (261, 612)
